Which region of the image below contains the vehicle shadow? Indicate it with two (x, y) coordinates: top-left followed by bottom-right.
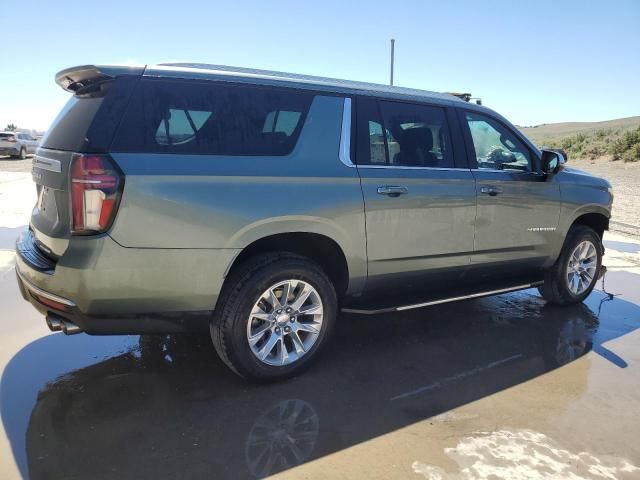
(2, 288), (639, 480)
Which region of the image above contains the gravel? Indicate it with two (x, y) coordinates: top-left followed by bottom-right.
(570, 159), (640, 237)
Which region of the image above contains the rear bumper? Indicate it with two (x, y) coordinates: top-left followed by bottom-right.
(15, 229), (240, 334)
(0, 147), (20, 156)
(16, 270), (210, 333)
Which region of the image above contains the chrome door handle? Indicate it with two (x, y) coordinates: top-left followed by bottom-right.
(480, 185), (502, 196)
(377, 185), (408, 197)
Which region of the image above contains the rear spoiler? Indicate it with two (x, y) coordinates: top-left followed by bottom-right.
(55, 65), (145, 92)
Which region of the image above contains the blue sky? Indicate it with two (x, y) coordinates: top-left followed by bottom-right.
(1, 0), (638, 131)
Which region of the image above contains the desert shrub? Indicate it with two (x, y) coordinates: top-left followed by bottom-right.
(612, 126), (640, 161)
(621, 143), (640, 162)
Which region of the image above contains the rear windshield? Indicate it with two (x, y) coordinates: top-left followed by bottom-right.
(0, 133), (15, 139)
(112, 79), (314, 156)
(40, 76), (139, 153)
(40, 94), (105, 151)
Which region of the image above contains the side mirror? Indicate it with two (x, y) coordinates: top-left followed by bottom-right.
(541, 149), (563, 174)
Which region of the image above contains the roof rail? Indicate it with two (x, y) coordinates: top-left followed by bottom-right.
(447, 92), (472, 102)
(446, 92), (482, 105)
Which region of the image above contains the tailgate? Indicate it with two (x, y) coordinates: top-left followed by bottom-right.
(29, 67), (142, 258)
(0, 133), (16, 148)
(30, 149), (76, 257)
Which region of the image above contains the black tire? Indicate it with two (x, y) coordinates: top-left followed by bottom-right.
(538, 225), (602, 305)
(18, 147), (26, 160)
(211, 252), (337, 381)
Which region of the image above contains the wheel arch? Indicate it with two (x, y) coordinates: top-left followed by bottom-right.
(224, 232), (352, 301)
(570, 210), (610, 239)
(550, 207), (610, 265)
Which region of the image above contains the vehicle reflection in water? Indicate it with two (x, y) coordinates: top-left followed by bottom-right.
(245, 399), (319, 478)
(2, 288), (639, 480)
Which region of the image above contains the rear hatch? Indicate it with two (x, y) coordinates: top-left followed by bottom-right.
(30, 65), (143, 258)
(0, 132), (17, 149)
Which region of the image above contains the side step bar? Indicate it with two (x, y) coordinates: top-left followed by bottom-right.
(342, 281), (543, 315)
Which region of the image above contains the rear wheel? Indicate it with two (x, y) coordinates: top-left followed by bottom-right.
(211, 253), (337, 381)
(18, 147), (26, 160)
(538, 225), (602, 305)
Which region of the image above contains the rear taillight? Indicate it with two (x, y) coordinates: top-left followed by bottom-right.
(6, 136), (16, 143)
(70, 154), (123, 234)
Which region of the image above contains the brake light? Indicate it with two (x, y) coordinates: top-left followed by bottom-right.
(5, 136), (16, 143)
(70, 154), (123, 234)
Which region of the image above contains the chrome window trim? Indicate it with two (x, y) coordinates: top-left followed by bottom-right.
(357, 165), (470, 172)
(338, 97), (355, 167)
(471, 168), (543, 175)
(33, 155), (62, 173)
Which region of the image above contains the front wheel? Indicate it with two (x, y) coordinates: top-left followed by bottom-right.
(211, 253), (337, 381)
(539, 225), (602, 305)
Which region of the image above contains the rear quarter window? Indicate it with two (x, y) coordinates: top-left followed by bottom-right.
(112, 79), (314, 156)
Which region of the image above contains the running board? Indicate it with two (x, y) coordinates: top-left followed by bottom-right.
(342, 281), (543, 315)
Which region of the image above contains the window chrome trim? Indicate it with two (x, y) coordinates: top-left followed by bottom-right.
(339, 97), (355, 167)
(357, 164), (470, 172)
(471, 168), (543, 175)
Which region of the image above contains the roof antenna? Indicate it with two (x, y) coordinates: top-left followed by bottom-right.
(390, 38), (395, 86)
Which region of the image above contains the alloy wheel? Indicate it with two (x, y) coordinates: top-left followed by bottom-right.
(247, 279), (324, 366)
(566, 240), (598, 295)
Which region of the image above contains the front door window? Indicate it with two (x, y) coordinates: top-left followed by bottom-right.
(465, 112), (532, 172)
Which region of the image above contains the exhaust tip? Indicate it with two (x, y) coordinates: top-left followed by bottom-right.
(45, 315), (63, 332)
(61, 320), (82, 335)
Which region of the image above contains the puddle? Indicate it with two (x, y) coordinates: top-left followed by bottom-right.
(604, 240), (640, 254)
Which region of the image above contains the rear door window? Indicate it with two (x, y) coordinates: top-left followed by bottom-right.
(356, 97), (454, 168)
(113, 80), (314, 156)
(379, 101), (454, 168)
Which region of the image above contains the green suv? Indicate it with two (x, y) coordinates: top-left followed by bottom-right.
(15, 63), (613, 380)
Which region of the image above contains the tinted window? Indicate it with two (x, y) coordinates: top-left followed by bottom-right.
(465, 112), (532, 171)
(356, 97), (385, 165)
(40, 76), (138, 153)
(113, 80), (313, 156)
(0, 133), (14, 139)
(155, 109), (212, 145)
(356, 98), (453, 168)
(366, 120), (387, 164)
(40, 93), (105, 151)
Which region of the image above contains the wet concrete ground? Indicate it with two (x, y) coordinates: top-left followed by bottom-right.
(1, 258), (639, 479)
(1, 170), (639, 479)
